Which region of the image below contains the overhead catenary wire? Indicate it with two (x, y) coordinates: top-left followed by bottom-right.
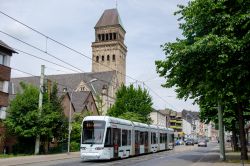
(0, 30), (118, 87)
(0, 10), (137, 82)
(0, 30), (83, 73)
(14, 48), (80, 73)
(0, 10), (179, 110)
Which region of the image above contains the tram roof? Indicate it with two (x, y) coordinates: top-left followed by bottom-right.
(83, 116), (133, 126)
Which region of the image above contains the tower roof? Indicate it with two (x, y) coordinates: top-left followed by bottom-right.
(95, 8), (124, 30)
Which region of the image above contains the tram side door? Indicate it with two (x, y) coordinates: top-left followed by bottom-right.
(135, 130), (140, 155)
(145, 132), (149, 153)
(113, 128), (121, 158)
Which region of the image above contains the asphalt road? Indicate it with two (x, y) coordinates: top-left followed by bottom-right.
(21, 142), (220, 166)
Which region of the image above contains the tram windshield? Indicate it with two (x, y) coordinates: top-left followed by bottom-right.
(82, 121), (106, 144)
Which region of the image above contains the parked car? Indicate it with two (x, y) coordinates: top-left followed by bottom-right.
(179, 140), (184, 145)
(198, 139), (207, 147)
(175, 139), (184, 145)
(193, 139), (198, 144)
(185, 139), (194, 146)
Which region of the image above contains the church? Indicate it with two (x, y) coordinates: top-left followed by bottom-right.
(10, 8), (127, 116)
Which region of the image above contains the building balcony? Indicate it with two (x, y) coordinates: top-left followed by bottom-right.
(170, 126), (182, 130)
(176, 120), (182, 124)
(0, 64), (11, 81)
(0, 91), (8, 107)
(170, 119), (176, 123)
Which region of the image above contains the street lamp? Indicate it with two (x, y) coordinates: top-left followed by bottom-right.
(88, 78), (98, 94)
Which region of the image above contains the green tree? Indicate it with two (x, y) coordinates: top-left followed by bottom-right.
(107, 85), (153, 124)
(155, 0), (250, 159)
(4, 82), (67, 154)
(70, 111), (92, 151)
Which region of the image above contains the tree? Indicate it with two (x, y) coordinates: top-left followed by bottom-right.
(70, 111), (92, 151)
(107, 84), (153, 124)
(4, 82), (67, 154)
(155, 0), (250, 159)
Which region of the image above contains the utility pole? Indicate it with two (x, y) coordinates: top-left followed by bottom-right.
(35, 65), (45, 155)
(218, 102), (226, 160)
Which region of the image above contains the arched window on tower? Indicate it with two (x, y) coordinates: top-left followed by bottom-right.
(98, 34), (101, 41)
(102, 55), (104, 61)
(112, 54), (116, 61)
(107, 55), (110, 61)
(109, 33), (112, 40)
(102, 34), (105, 41)
(106, 34), (109, 40)
(113, 33), (117, 40)
(96, 56), (99, 62)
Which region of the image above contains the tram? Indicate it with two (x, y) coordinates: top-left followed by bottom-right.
(80, 116), (174, 160)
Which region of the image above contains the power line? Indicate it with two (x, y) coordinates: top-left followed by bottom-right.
(0, 10), (137, 82)
(0, 30), (83, 73)
(1, 11), (179, 110)
(0, 30), (118, 87)
(14, 48), (80, 73)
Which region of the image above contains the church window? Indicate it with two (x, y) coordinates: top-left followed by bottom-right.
(107, 55), (110, 61)
(109, 33), (112, 40)
(106, 34), (109, 40)
(113, 33), (117, 40)
(96, 56), (99, 62)
(101, 34), (105, 41)
(98, 34), (101, 41)
(102, 55), (104, 61)
(112, 54), (116, 61)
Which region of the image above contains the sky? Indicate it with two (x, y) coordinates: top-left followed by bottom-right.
(0, 0), (199, 112)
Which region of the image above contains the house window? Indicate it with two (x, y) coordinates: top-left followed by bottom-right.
(112, 54), (116, 61)
(96, 56), (99, 62)
(107, 55), (110, 61)
(0, 54), (4, 65)
(0, 81), (3, 91)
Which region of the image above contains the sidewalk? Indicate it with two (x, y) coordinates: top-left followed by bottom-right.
(0, 152), (79, 166)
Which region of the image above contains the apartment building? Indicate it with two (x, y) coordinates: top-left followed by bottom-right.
(0, 41), (16, 119)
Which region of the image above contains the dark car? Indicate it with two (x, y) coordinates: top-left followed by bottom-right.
(185, 139), (194, 146)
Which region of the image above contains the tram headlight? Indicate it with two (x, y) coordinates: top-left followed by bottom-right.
(95, 147), (104, 150)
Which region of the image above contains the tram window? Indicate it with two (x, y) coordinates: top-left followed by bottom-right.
(140, 132), (144, 145)
(160, 133), (163, 143)
(145, 132), (148, 145)
(122, 130), (128, 146)
(135, 131), (140, 145)
(104, 127), (113, 147)
(113, 128), (121, 146)
(152, 132), (157, 144)
(128, 130), (131, 145)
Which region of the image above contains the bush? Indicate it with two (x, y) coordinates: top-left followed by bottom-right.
(70, 141), (80, 152)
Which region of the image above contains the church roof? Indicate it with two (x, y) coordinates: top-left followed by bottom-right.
(95, 8), (124, 30)
(71, 91), (91, 113)
(10, 71), (117, 96)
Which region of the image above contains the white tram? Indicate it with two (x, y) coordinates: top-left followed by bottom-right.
(80, 116), (174, 160)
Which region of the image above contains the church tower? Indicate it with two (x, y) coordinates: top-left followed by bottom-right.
(92, 8), (127, 86)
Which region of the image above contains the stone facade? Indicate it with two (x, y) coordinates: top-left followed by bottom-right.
(92, 9), (127, 86)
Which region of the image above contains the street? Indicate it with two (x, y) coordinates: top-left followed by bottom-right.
(20, 142), (220, 166)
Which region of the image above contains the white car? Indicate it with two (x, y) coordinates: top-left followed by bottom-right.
(198, 140), (207, 147)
